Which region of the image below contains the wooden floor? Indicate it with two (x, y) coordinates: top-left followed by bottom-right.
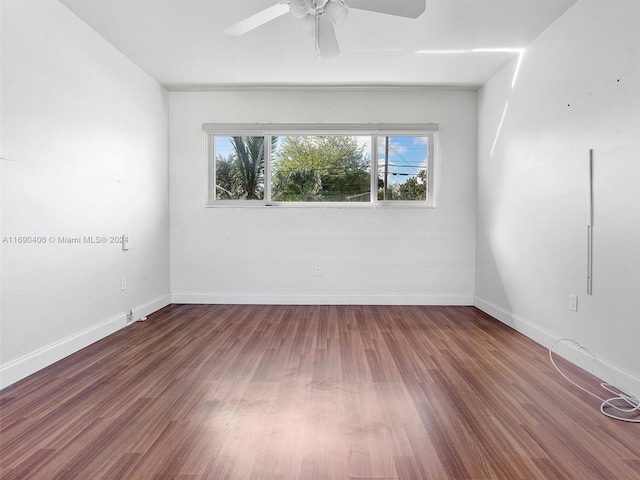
(1, 305), (639, 479)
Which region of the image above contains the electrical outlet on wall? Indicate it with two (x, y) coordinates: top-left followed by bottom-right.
(569, 294), (578, 312)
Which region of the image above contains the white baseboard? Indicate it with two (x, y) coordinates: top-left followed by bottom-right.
(0, 293), (171, 390)
(171, 292), (474, 306)
(472, 296), (557, 346)
(351, 294), (474, 305)
(473, 295), (640, 396)
(132, 293), (172, 321)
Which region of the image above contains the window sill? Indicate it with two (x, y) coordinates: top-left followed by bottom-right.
(205, 202), (435, 209)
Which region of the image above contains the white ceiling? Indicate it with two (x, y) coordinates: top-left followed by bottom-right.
(59, 0), (577, 90)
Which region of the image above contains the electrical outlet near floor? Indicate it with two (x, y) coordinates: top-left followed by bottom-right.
(569, 294), (578, 312)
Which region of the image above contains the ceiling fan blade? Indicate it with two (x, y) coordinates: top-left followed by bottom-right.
(225, 3), (290, 36)
(318, 15), (339, 59)
(347, 0), (426, 19)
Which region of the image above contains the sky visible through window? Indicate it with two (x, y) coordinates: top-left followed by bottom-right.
(378, 135), (429, 187)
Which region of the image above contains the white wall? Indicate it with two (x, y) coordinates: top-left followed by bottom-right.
(10, 0), (633, 397)
(476, 0), (640, 393)
(169, 89), (477, 305)
(0, 1), (171, 388)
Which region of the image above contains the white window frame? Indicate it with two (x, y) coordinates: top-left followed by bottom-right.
(203, 123), (438, 208)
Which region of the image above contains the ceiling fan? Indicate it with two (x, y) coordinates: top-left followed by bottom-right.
(225, 0), (426, 59)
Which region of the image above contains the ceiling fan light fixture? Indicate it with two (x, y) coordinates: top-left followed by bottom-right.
(289, 0), (315, 18)
(324, 1), (348, 26)
(290, 0), (311, 18)
(300, 14), (316, 36)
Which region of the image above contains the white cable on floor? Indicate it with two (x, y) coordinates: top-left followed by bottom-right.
(549, 338), (640, 423)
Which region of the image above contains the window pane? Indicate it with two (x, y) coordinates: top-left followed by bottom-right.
(214, 136), (266, 200)
(271, 135), (371, 202)
(377, 136), (429, 201)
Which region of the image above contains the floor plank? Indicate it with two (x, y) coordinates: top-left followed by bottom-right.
(1, 304), (639, 479)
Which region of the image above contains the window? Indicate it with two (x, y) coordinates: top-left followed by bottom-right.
(213, 136), (267, 200)
(272, 135), (371, 203)
(377, 135), (430, 202)
(205, 124), (437, 207)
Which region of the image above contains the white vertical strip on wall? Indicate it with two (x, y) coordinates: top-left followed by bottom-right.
(587, 148), (594, 295)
